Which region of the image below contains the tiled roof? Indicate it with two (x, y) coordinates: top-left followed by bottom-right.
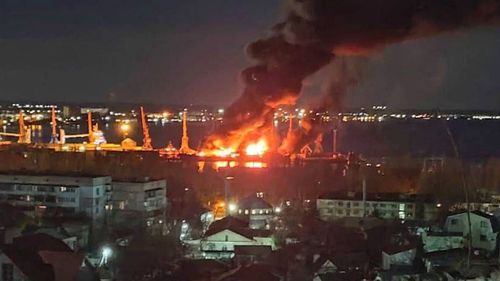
(238, 196), (273, 210)
(318, 192), (435, 203)
(204, 216), (271, 239)
(0, 233), (81, 281)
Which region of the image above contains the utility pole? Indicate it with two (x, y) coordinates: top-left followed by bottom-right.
(332, 128), (337, 154)
(224, 175), (234, 216)
(362, 177), (367, 218)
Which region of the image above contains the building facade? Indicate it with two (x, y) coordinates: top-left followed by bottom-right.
(0, 174), (111, 220)
(111, 179), (167, 228)
(236, 195), (274, 229)
(444, 211), (499, 252)
(199, 216), (276, 259)
(317, 192), (437, 221)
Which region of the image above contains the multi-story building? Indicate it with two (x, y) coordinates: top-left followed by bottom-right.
(0, 174), (111, 220)
(317, 192), (438, 222)
(111, 178), (167, 228)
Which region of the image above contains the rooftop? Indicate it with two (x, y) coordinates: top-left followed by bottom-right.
(204, 216), (271, 239)
(318, 192), (435, 203)
(238, 195), (273, 210)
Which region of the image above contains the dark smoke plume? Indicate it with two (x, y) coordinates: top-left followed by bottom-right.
(204, 0), (500, 153)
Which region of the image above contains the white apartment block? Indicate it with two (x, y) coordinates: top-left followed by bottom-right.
(317, 192), (438, 221)
(0, 174), (111, 220)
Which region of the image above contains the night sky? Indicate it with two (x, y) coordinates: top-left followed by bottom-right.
(0, 1), (499, 110)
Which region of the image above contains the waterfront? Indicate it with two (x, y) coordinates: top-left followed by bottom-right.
(9, 118), (500, 158)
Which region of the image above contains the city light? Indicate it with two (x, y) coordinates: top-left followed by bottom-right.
(228, 203), (237, 213)
(99, 246), (113, 266)
(120, 123), (130, 134)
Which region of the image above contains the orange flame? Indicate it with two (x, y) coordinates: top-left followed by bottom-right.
(245, 138), (268, 156)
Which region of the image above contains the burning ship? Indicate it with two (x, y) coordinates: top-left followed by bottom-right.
(2, 0), (499, 171)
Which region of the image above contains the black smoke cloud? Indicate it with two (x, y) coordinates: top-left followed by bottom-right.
(205, 0), (500, 153)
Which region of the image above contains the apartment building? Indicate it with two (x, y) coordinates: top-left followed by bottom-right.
(317, 192), (438, 221)
(111, 178), (167, 228)
(0, 174), (111, 220)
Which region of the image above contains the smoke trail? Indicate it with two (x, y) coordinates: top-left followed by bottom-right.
(205, 0), (500, 153)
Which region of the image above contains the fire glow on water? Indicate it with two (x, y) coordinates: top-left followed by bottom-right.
(199, 138), (270, 158)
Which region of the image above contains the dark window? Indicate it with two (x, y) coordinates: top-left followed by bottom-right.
(225, 235), (228, 241)
(451, 219), (459, 225)
(96, 187), (100, 196)
(2, 263), (14, 281)
(480, 234), (487, 241)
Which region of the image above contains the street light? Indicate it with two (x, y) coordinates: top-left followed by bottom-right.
(100, 246), (113, 266)
(228, 203), (237, 213)
(120, 123), (130, 138)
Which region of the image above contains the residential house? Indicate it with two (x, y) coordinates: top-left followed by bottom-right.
(312, 253), (369, 281)
(444, 210), (500, 252)
(236, 195), (274, 230)
(0, 233), (85, 281)
(381, 241), (417, 270)
(31, 227), (79, 251)
(200, 216), (276, 259)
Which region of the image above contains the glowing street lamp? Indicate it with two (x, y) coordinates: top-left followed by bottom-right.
(120, 123), (130, 138)
(99, 246), (113, 266)
(228, 203), (237, 213)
